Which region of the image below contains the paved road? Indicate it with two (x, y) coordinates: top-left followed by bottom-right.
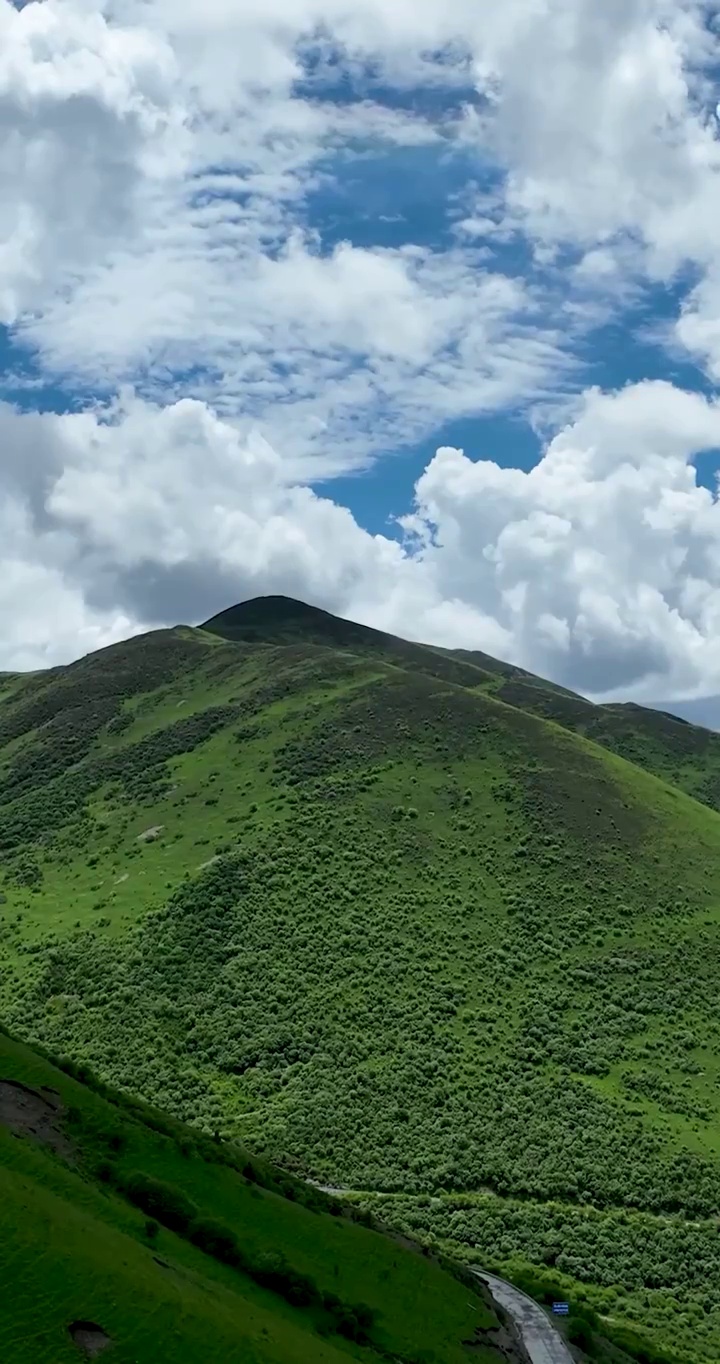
(472, 1270), (575, 1364)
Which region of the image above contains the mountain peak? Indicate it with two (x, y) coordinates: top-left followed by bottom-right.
(201, 595), (389, 650)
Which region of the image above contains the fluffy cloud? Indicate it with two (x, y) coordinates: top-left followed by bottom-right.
(408, 382), (720, 698)
(460, 0), (720, 376)
(471, 0), (717, 252)
(0, 0), (183, 324)
(0, 0), (581, 473)
(7, 0), (720, 401)
(4, 380), (720, 710)
(5, 0), (720, 366)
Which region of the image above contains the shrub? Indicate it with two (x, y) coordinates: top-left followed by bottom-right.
(122, 1172), (197, 1234)
(352, 1303), (375, 1332)
(188, 1217), (243, 1268)
(335, 1309), (362, 1341)
(252, 1252), (320, 1309)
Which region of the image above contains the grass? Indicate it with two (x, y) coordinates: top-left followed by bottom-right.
(2, 595), (720, 1361)
(0, 1026), (507, 1364)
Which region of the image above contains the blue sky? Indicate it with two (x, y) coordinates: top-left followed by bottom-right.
(324, 275), (720, 535)
(4, 0), (720, 718)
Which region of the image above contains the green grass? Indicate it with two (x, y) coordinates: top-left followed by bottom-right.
(3, 595), (720, 1361)
(465, 667), (720, 815)
(0, 1027), (507, 1364)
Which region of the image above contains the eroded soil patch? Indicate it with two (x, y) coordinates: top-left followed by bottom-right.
(0, 1078), (73, 1158)
(69, 1322), (113, 1357)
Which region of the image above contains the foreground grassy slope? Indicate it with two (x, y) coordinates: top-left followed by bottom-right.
(0, 1026), (512, 1364)
(2, 598), (720, 1359)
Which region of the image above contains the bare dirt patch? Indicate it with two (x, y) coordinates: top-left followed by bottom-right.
(69, 1321), (113, 1357)
(136, 825), (164, 842)
(0, 1078), (73, 1159)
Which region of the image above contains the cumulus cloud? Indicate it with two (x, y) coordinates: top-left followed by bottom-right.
(407, 382), (720, 699)
(3, 381), (720, 712)
(6, 0), (720, 379)
(0, 0), (183, 324)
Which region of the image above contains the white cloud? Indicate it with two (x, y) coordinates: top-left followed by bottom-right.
(21, 226), (573, 476)
(406, 382), (720, 699)
(3, 380), (720, 712)
(1, 0), (585, 477)
(456, 0), (720, 376)
(0, 491), (139, 672)
(7, 0), (720, 433)
(6, 0), (720, 388)
(0, 0), (183, 324)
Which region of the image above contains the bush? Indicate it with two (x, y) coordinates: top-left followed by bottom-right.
(122, 1172), (197, 1234)
(281, 1270), (318, 1308)
(567, 1318), (593, 1349)
(604, 1325), (681, 1364)
(352, 1303), (375, 1332)
(335, 1309), (362, 1341)
(252, 1252), (320, 1310)
(188, 1217), (243, 1268)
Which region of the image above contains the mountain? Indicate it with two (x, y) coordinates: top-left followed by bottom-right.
(0, 1022), (516, 1364)
(1, 595), (719, 1362)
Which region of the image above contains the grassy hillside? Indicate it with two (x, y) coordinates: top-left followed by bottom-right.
(2, 597), (720, 1360)
(205, 596), (720, 812)
(0, 1025), (515, 1364)
(487, 674), (720, 813)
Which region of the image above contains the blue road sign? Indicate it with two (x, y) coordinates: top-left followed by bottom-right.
(552, 1302), (570, 1315)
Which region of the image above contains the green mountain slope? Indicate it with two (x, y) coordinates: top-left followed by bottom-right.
(205, 596), (720, 814)
(487, 674), (720, 812)
(0, 1025), (512, 1364)
(2, 597), (720, 1360)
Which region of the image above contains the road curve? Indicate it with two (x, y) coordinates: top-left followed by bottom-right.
(472, 1270), (575, 1364)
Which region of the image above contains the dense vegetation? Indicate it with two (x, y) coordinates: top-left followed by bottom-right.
(2, 595), (720, 1362)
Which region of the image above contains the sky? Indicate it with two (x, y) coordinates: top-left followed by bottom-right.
(7, 2), (720, 720)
